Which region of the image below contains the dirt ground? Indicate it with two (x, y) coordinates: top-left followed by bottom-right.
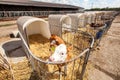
(0, 20), (17, 38)
(0, 15), (120, 80)
(88, 15), (120, 80)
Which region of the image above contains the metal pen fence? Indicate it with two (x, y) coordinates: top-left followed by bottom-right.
(17, 16), (94, 80)
(19, 26), (94, 80)
(0, 11), (80, 20)
(85, 11), (117, 47)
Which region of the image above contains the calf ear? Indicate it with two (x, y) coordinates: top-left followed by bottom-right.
(66, 53), (71, 60)
(49, 34), (56, 40)
(51, 34), (56, 37)
(67, 45), (73, 52)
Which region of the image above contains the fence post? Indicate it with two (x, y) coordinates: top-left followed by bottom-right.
(80, 48), (91, 80)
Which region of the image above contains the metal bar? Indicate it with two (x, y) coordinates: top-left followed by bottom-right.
(77, 57), (82, 72)
(64, 64), (67, 80)
(79, 49), (91, 80)
(59, 67), (62, 80)
(71, 60), (75, 80)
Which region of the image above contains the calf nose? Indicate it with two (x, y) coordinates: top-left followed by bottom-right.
(49, 57), (54, 62)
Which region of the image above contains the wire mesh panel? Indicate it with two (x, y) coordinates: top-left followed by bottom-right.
(67, 14), (79, 30)
(77, 13), (88, 28)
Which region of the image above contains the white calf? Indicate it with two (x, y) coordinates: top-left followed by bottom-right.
(49, 44), (67, 62)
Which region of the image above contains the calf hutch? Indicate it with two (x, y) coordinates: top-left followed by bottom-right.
(48, 14), (71, 37)
(67, 13), (87, 29)
(17, 16), (94, 80)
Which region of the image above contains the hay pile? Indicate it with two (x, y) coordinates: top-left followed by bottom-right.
(29, 33), (90, 79)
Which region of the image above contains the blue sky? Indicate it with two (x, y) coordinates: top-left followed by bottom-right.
(32, 0), (120, 9)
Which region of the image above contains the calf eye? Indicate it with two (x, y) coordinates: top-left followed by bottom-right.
(61, 53), (64, 55)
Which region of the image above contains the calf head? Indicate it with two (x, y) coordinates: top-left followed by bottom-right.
(49, 44), (67, 62)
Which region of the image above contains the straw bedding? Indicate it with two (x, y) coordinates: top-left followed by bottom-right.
(29, 34), (51, 60)
(29, 33), (90, 79)
(0, 66), (12, 80)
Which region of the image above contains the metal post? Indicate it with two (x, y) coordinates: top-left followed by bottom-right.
(59, 67), (62, 80)
(80, 49), (91, 80)
(64, 64), (67, 80)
